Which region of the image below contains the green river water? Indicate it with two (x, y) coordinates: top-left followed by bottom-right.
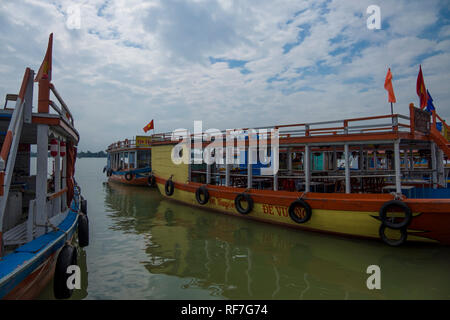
(38, 158), (450, 300)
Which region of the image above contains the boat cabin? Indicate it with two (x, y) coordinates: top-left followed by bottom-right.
(0, 68), (79, 256)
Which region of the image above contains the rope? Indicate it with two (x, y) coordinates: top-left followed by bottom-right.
(390, 192), (404, 200)
(298, 191), (308, 200)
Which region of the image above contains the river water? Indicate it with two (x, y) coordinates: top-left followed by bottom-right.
(38, 158), (450, 300)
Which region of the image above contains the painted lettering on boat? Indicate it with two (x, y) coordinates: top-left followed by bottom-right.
(209, 197), (234, 210)
(262, 204), (288, 217)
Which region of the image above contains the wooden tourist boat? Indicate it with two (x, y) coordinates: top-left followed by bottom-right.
(0, 34), (89, 299)
(148, 106), (450, 246)
(105, 135), (153, 186)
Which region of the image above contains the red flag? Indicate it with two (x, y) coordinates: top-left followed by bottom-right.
(384, 68), (396, 103)
(35, 33), (53, 82)
(143, 120), (154, 133)
(416, 65), (428, 110)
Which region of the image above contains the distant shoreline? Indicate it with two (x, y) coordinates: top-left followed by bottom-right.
(30, 151), (107, 158)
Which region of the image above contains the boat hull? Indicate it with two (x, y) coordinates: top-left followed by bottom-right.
(0, 207), (79, 299)
(154, 176), (450, 245)
(108, 173), (149, 186)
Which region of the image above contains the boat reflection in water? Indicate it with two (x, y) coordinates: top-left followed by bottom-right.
(104, 182), (450, 300)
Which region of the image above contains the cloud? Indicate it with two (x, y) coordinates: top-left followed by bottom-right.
(0, 0), (449, 152)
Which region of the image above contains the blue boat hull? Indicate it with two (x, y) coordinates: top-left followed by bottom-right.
(0, 197), (80, 299)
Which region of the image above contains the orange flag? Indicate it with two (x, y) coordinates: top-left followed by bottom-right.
(35, 33), (53, 82)
(143, 120), (154, 133)
(384, 68), (396, 103)
(416, 65), (428, 110)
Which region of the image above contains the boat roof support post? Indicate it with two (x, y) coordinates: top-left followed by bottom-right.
(394, 140), (402, 194)
(403, 147), (408, 172)
(287, 147), (292, 175)
(304, 145), (310, 193)
(431, 141), (437, 190)
(344, 144), (350, 194)
(437, 147), (445, 187)
(273, 171), (278, 191)
(247, 146), (253, 189)
(373, 150), (377, 170)
(23, 69), (34, 124)
(206, 163), (211, 184)
(62, 144), (67, 211)
(54, 140), (61, 215)
(225, 163), (230, 187)
(36, 124), (49, 237)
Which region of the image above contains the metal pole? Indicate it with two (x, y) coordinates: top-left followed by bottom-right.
(394, 140), (402, 194)
(247, 147), (253, 189)
(431, 142), (437, 189)
(287, 147), (292, 175)
(36, 125), (48, 237)
(344, 144), (350, 193)
(305, 145), (310, 192)
(206, 163), (211, 184)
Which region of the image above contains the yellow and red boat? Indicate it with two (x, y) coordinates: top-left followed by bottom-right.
(149, 106), (450, 246)
(105, 136), (154, 186)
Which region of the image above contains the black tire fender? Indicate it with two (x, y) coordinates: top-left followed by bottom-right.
(288, 199), (312, 224)
(81, 198), (87, 215)
(78, 214), (89, 247)
(148, 175), (156, 187)
(165, 179), (175, 196)
(234, 193), (254, 215)
(195, 186), (210, 205)
(53, 244), (78, 299)
(379, 200), (412, 229)
(379, 224), (408, 246)
(125, 172), (134, 181)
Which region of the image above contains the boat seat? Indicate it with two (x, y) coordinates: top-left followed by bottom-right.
(2, 221), (32, 247)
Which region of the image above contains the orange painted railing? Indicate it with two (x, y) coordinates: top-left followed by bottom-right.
(107, 113), (411, 152)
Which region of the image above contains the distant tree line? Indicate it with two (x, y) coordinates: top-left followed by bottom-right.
(30, 150), (107, 158)
(77, 151), (107, 158)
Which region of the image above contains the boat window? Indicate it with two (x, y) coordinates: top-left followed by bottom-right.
(137, 150), (151, 168)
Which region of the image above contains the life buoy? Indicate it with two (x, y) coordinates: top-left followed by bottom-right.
(78, 214), (89, 247)
(125, 172), (134, 181)
(379, 200), (412, 229)
(235, 193), (253, 214)
(53, 244), (78, 299)
(195, 186), (210, 205)
(379, 224), (407, 246)
(288, 199), (312, 224)
(165, 179), (175, 196)
(148, 175), (156, 187)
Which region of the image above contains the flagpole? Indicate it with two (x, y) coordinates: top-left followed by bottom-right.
(390, 102), (393, 115)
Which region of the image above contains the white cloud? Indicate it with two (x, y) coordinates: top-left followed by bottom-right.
(0, 0), (449, 152)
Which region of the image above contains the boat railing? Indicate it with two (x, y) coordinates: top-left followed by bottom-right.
(0, 68), (33, 202)
(178, 113), (411, 143)
(0, 68), (34, 253)
(108, 113), (412, 152)
(49, 83), (74, 126)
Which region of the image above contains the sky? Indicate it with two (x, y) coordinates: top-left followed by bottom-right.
(1, 0), (449, 152)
